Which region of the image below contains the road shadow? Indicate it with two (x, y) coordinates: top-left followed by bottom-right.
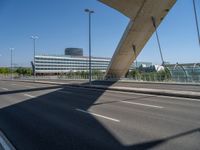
(0, 80), (199, 150)
(93, 95), (156, 106)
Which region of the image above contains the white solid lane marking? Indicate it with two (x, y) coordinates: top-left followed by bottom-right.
(0, 134), (12, 150)
(12, 84), (17, 86)
(24, 94), (35, 98)
(76, 108), (120, 122)
(121, 101), (164, 109)
(1, 88), (8, 91)
(106, 90), (200, 102)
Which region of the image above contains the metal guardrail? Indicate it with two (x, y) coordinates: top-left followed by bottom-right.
(1, 74), (200, 83)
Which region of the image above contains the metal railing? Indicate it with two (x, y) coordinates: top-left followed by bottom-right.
(0, 73), (200, 83)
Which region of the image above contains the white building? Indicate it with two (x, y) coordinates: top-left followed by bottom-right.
(33, 55), (110, 75)
(32, 49), (152, 75)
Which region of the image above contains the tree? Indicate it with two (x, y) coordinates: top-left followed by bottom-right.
(0, 67), (10, 74)
(128, 69), (141, 78)
(15, 67), (32, 76)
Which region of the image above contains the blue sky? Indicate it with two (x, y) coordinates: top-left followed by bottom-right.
(0, 0), (199, 67)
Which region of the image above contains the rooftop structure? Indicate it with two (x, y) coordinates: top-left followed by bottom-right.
(65, 48), (83, 56)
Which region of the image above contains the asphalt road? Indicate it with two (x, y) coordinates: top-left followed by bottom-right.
(0, 80), (200, 150)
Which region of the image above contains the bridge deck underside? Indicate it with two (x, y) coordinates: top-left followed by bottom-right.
(100, 0), (176, 78)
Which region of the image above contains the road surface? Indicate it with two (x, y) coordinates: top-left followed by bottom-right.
(0, 80), (200, 150)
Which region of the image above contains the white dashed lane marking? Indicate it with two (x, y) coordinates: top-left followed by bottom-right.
(23, 94), (36, 98)
(76, 108), (120, 122)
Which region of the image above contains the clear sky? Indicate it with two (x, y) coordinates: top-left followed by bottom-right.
(0, 0), (199, 67)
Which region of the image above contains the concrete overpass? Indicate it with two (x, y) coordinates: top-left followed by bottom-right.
(100, 0), (177, 79)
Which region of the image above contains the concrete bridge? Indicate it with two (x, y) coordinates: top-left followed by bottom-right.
(100, 0), (177, 78)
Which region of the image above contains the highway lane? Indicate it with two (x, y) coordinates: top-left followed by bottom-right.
(0, 80), (62, 109)
(0, 80), (200, 150)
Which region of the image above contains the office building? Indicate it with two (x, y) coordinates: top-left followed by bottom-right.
(32, 49), (152, 75)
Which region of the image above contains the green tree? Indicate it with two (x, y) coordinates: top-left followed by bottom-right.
(0, 67), (10, 74)
(128, 69), (141, 79)
(15, 67), (32, 76)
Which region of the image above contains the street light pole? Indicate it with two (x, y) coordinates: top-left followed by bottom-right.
(10, 48), (14, 80)
(30, 36), (39, 81)
(0, 54), (2, 67)
(85, 9), (94, 86)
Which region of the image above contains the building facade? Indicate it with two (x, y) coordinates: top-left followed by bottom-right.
(33, 49), (152, 75)
(34, 55), (153, 75)
(34, 55), (110, 75)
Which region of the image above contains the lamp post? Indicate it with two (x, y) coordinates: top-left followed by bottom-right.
(30, 35), (39, 81)
(85, 9), (94, 85)
(0, 54), (1, 67)
(10, 48), (14, 80)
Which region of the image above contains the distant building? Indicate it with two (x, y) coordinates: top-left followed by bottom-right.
(32, 49), (152, 75)
(34, 55), (110, 75)
(153, 65), (165, 72)
(133, 62), (152, 69)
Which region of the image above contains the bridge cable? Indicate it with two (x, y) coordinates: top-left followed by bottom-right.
(192, 0), (200, 47)
(151, 16), (165, 66)
(132, 45), (138, 69)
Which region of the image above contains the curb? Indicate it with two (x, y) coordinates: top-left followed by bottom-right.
(1, 79), (200, 99)
(81, 85), (200, 99)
